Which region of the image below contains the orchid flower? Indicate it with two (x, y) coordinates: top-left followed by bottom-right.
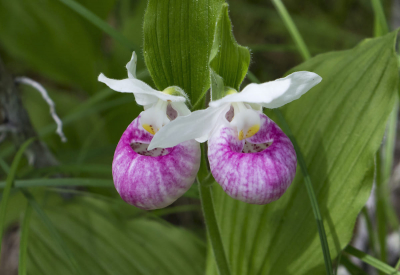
(98, 52), (201, 210)
(149, 72), (322, 204)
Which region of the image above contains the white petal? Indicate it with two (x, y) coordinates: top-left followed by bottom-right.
(126, 52), (137, 79)
(230, 107), (261, 140)
(209, 71), (322, 109)
(140, 100), (170, 135)
(98, 73), (186, 105)
(148, 105), (229, 149)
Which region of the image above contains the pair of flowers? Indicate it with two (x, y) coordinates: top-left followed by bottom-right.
(99, 52), (322, 210)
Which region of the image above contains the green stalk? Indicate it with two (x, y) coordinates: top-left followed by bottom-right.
(198, 183), (231, 275)
(345, 245), (400, 275)
(271, 0), (311, 61)
(198, 144), (231, 275)
(248, 71), (333, 275)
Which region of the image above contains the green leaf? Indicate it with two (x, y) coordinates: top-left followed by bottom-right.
(0, 138), (35, 262)
(143, 0), (225, 106)
(25, 196), (206, 275)
(209, 3), (250, 101)
(22, 190), (81, 274)
(207, 31), (399, 275)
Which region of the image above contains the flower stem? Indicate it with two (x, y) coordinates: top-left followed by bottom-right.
(197, 144), (231, 275)
(198, 183), (231, 275)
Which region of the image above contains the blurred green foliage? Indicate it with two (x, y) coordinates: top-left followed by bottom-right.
(0, 0), (397, 274)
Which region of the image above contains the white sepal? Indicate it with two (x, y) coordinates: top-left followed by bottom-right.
(209, 71), (322, 109)
(126, 52), (137, 79)
(148, 105), (229, 150)
(98, 74), (186, 105)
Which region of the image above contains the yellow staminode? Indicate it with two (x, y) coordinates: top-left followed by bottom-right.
(142, 124), (157, 135)
(238, 124), (260, 140)
(238, 130), (244, 140)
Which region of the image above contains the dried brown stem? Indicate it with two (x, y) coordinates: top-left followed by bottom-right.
(0, 56), (58, 168)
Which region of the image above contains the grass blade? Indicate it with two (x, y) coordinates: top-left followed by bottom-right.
(57, 0), (136, 51)
(247, 71), (333, 275)
(371, 0), (389, 37)
(341, 256), (369, 275)
(18, 203), (33, 275)
(0, 178), (113, 189)
(271, 0), (311, 61)
(361, 207), (378, 257)
(21, 190), (80, 274)
(345, 245), (400, 275)
(376, 152), (388, 268)
(0, 138), (35, 264)
(0, 156), (10, 174)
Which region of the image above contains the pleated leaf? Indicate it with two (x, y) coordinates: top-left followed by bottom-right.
(26, 197), (205, 275)
(143, 0), (225, 107)
(207, 31), (399, 275)
(209, 3), (250, 100)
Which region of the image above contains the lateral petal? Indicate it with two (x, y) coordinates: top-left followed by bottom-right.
(98, 73), (186, 105)
(209, 71), (322, 109)
(148, 105), (230, 150)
